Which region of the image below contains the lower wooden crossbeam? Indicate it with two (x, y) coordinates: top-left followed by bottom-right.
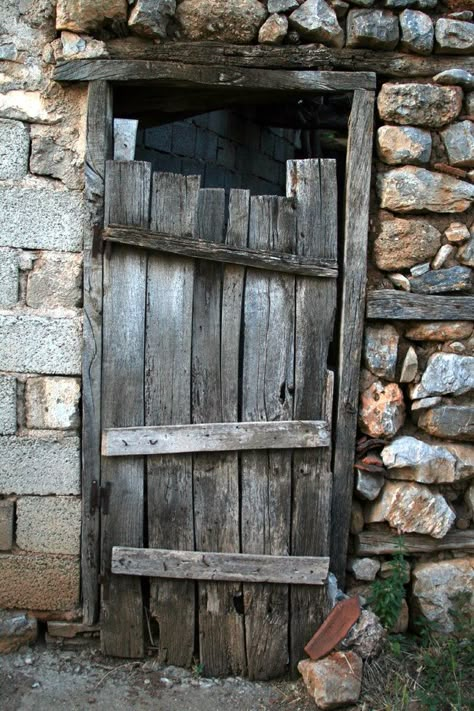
(111, 548), (329, 585)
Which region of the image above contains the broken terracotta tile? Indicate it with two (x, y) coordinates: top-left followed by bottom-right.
(304, 597), (361, 661)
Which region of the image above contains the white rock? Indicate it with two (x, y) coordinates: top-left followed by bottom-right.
(445, 222), (470, 243)
(355, 470), (385, 501)
(400, 346), (418, 382)
(435, 18), (474, 55)
(432, 243), (455, 269)
(25, 377), (81, 430)
(389, 273), (411, 291)
(289, 0), (344, 47)
(410, 262), (430, 276)
(364, 324), (399, 379)
(381, 435), (469, 483)
(412, 558), (473, 632)
(415, 353), (474, 398)
(348, 557), (381, 581)
(411, 396), (442, 411)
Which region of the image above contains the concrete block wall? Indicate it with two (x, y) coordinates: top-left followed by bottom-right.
(136, 110), (300, 196)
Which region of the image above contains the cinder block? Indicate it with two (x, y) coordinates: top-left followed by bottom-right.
(0, 375), (16, 434)
(0, 553), (79, 610)
(172, 122), (196, 158)
(0, 500), (14, 550)
(195, 130), (217, 163)
(16, 496), (81, 554)
(0, 248), (19, 307)
(0, 182), (84, 251)
(0, 314), (82, 374)
(144, 124), (172, 152)
(26, 252), (82, 309)
(217, 138), (236, 171)
(25, 376), (80, 429)
(0, 436), (80, 495)
(0, 119), (29, 180)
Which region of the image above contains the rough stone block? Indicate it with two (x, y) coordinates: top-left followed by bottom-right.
(373, 216), (441, 271)
(128, 0), (176, 39)
(0, 375), (16, 435)
(259, 13), (289, 44)
(441, 120), (474, 169)
(0, 437), (80, 495)
(16, 496), (81, 554)
(26, 252), (82, 309)
(0, 119), (29, 180)
(377, 83), (462, 128)
(0, 611), (38, 653)
(458, 237), (474, 267)
(298, 653), (363, 709)
(0, 91), (51, 124)
(0, 181), (84, 251)
(381, 435), (467, 483)
(0, 553), (80, 610)
(409, 265), (472, 294)
(413, 353), (474, 398)
(29, 135), (83, 191)
(359, 380), (405, 438)
(364, 324), (399, 379)
(289, 0), (344, 47)
(56, 0), (127, 32)
(0, 248), (19, 307)
(0, 314), (82, 375)
(435, 18), (474, 54)
(378, 167), (474, 213)
(176, 0), (266, 43)
(25, 377), (81, 430)
(377, 125), (431, 165)
(418, 405), (474, 441)
(0, 500), (14, 550)
(412, 558), (473, 633)
(346, 9), (399, 50)
(399, 9), (434, 55)
(405, 321), (473, 341)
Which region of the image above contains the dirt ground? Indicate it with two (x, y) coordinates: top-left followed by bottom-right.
(0, 643), (318, 711)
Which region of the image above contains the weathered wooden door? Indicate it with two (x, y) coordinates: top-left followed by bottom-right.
(100, 157), (338, 678)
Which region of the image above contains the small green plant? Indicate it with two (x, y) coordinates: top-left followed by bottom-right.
(367, 536), (407, 631)
(191, 659), (204, 679)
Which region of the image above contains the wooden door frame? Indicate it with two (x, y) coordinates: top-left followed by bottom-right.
(71, 65), (375, 624)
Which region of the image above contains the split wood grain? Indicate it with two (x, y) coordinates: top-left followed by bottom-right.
(111, 548), (330, 585)
(146, 171), (200, 668)
(82, 80), (113, 625)
(367, 290), (474, 321)
(103, 225), (338, 278)
(102, 420), (330, 456)
(287, 159), (337, 672)
(101, 160), (152, 658)
(53, 60), (376, 90)
(356, 528), (474, 555)
(331, 89), (374, 584)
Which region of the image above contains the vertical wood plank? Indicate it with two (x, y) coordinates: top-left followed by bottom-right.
(101, 160), (151, 657)
(241, 196), (296, 680)
(82, 80), (113, 625)
(146, 172), (200, 668)
(331, 90), (375, 584)
(287, 160), (337, 671)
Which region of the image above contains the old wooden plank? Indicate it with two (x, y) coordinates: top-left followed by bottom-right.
(103, 225), (338, 277)
(53, 60), (375, 90)
(288, 159), (337, 672)
(241, 195), (296, 680)
(102, 420), (330, 456)
(112, 548), (330, 585)
(103, 39), (474, 78)
(356, 528), (474, 555)
(367, 290), (474, 321)
(81, 81), (113, 625)
(146, 171), (200, 668)
(101, 160), (152, 658)
(331, 89), (375, 584)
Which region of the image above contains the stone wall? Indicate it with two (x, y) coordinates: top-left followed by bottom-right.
(0, 0), (472, 638)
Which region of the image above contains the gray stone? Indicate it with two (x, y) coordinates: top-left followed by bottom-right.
(389, 273), (411, 290)
(400, 346), (418, 382)
(411, 396), (442, 411)
(445, 222), (470, 243)
(128, 0), (176, 39)
(56, 0), (127, 32)
(350, 0), (375, 5)
(434, 68), (474, 90)
(0, 119), (29, 180)
(458, 238), (474, 267)
(259, 13), (289, 44)
(0, 500), (14, 551)
(414, 353), (474, 398)
(26, 252), (82, 309)
(268, 0), (299, 11)
(414, 0), (437, 7)
(435, 19), (474, 54)
(25, 377), (81, 430)
(355, 469), (385, 500)
(59, 31), (109, 59)
(374, 217), (441, 271)
(346, 9), (399, 49)
(377, 83), (462, 128)
(466, 92), (474, 115)
(0, 436), (80, 495)
(348, 557), (381, 581)
(409, 266), (472, 294)
(378, 167), (474, 213)
(399, 9), (434, 55)
(405, 321), (473, 341)
(448, 11), (473, 21)
(359, 380), (405, 438)
(0, 182), (84, 251)
(441, 121), (474, 169)
(410, 262), (430, 276)
(412, 558), (473, 633)
(0, 314), (82, 375)
(0, 43), (17, 61)
(340, 610), (386, 659)
(365, 480), (455, 538)
(0, 249), (19, 308)
(418, 405), (474, 441)
(330, 0), (350, 17)
(176, 0), (267, 43)
(465, 482), (474, 516)
(0, 376), (16, 435)
(381, 435), (471, 483)
(29, 135), (84, 191)
(377, 125), (431, 165)
(364, 324), (399, 379)
(113, 119), (138, 161)
(432, 243), (455, 269)
(16, 496), (81, 555)
(289, 0), (344, 47)
(0, 611), (37, 653)
(385, 0), (416, 6)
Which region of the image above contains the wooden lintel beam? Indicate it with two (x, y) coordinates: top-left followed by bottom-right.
(367, 290), (474, 321)
(53, 60), (376, 90)
(112, 547), (330, 585)
(103, 225), (338, 278)
(102, 420), (330, 456)
(356, 529), (474, 555)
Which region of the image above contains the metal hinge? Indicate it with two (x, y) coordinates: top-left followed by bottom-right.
(90, 480), (111, 516)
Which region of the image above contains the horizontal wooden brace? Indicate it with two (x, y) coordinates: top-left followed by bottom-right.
(366, 290), (474, 321)
(53, 60), (376, 90)
(102, 420), (330, 456)
(112, 547), (330, 585)
(103, 226), (338, 278)
(356, 529), (474, 555)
